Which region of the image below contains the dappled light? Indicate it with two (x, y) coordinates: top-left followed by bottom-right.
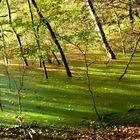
(0, 0), (140, 139)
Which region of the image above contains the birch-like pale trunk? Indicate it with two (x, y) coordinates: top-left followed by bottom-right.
(85, 0), (116, 59)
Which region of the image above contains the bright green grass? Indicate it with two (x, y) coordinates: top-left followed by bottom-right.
(0, 52), (140, 127)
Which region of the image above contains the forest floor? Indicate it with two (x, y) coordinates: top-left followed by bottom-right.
(0, 48), (140, 139)
(0, 124), (140, 139)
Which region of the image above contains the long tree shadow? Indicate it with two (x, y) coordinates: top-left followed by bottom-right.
(0, 55), (140, 128)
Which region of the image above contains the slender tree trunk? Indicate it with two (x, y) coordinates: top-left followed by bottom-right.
(27, 0), (48, 79)
(1, 24), (11, 89)
(84, 0), (116, 59)
(27, 0), (42, 67)
(31, 0), (72, 77)
(84, 53), (101, 120)
(36, 25), (43, 68)
(5, 0), (28, 66)
(128, 0), (134, 29)
(115, 13), (125, 54)
(42, 61), (48, 79)
(16, 34), (29, 66)
(39, 60), (42, 67)
(52, 51), (61, 65)
(119, 37), (140, 80)
(0, 25), (9, 64)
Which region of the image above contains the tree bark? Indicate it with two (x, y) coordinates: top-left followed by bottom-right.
(85, 0), (116, 59)
(52, 51), (61, 65)
(0, 25), (9, 64)
(31, 0), (72, 77)
(119, 37), (140, 80)
(128, 0), (134, 28)
(27, 0), (48, 79)
(5, 0), (28, 66)
(115, 13), (125, 54)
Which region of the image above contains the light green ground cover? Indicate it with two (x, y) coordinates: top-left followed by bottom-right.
(0, 52), (140, 127)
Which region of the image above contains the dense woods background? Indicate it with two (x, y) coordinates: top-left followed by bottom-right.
(0, 0), (139, 64)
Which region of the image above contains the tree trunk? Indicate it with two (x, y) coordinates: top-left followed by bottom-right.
(5, 0), (28, 66)
(52, 51), (61, 65)
(0, 25), (9, 64)
(31, 0), (72, 77)
(27, 0), (48, 79)
(115, 13), (125, 54)
(16, 34), (29, 66)
(128, 0), (134, 28)
(42, 61), (48, 79)
(85, 0), (116, 59)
